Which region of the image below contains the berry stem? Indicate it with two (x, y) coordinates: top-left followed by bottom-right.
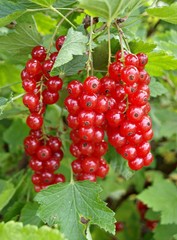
(86, 16), (94, 77)
(47, 9), (75, 54)
(107, 23), (112, 66)
(115, 21), (125, 62)
(50, 6), (76, 29)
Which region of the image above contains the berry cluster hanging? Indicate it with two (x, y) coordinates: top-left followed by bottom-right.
(22, 36), (66, 192)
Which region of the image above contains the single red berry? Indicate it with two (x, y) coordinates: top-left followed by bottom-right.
(78, 126), (95, 141)
(78, 110), (96, 127)
(83, 76), (101, 94)
(64, 96), (80, 115)
(95, 113), (106, 127)
(55, 35), (66, 51)
(30, 129), (43, 138)
(76, 173), (96, 182)
(79, 93), (97, 110)
(26, 59), (42, 76)
(53, 149), (64, 161)
(47, 136), (62, 152)
(108, 62), (124, 81)
(41, 171), (54, 184)
(144, 152), (154, 166)
(29, 157), (43, 171)
(136, 142), (151, 158)
(21, 68), (31, 81)
(100, 76), (116, 95)
(107, 97), (117, 110)
(93, 127), (104, 143)
(119, 120), (137, 137)
(37, 145), (52, 161)
(67, 114), (79, 129)
(22, 79), (36, 92)
(32, 173), (42, 185)
(45, 156), (60, 172)
(54, 173), (66, 183)
(115, 221), (124, 232)
(67, 80), (83, 98)
(45, 76), (63, 92)
(129, 90), (149, 106)
(126, 106), (144, 123)
(31, 45), (47, 62)
(120, 145), (137, 161)
(81, 157), (99, 173)
(23, 93), (39, 110)
(125, 53), (139, 67)
(24, 135), (41, 155)
(124, 83), (138, 95)
(115, 50), (128, 62)
(93, 141), (108, 156)
(29, 102), (46, 115)
(70, 143), (82, 158)
(143, 128), (153, 141)
(107, 129), (126, 148)
(138, 116), (152, 133)
(138, 84), (150, 95)
(95, 95), (109, 113)
(121, 66), (139, 85)
(145, 220), (158, 231)
(128, 157), (144, 170)
(79, 141), (94, 156)
(127, 133), (143, 145)
(137, 53), (148, 69)
(70, 129), (80, 143)
(42, 60), (54, 78)
(50, 51), (58, 62)
(96, 158), (109, 178)
(142, 103), (151, 115)
(117, 100), (127, 113)
(112, 85), (126, 102)
(26, 113), (43, 130)
(71, 158), (83, 174)
(42, 89), (59, 104)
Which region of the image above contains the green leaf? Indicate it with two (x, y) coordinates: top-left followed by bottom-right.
(53, 28), (88, 69)
(129, 40), (157, 53)
(137, 179), (177, 224)
(20, 202), (42, 226)
(149, 78), (168, 97)
(147, 3), (177, 24)
(0, 17), (42, 63)
(0, 221), (66, 240)
(154, 224), (177, 240)
(52, 54), (87, 76)
(54, 0), (78, 7)
(35, 181), (115, 240)
(145, 209), (160, 221)
(0, 97), (8, 106)
(34, 12), (57, 35)
(3, 119), (29, 153)
(78, 0), (144, 23)
(0, 180), (16, 211)
(0, 107), (28, 120)
(4, 202), (24, 222)
(30, 0), (55, 7)
(146, 52), (177, 76)
(0, 0), (26, 27)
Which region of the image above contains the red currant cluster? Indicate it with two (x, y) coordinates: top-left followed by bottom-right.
(137, 201), (158, 231)
(106, 50), (153, 170)
(22, 36), (66, 192)
(64, 77), (109, 182)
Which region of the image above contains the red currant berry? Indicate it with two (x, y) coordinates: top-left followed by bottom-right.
(79, 93), (97, 110)
(41, 171), (54, 185)
(48, 136), (62, 152)
(76, 173), (96, 182)
(125, 53), (139, 67)
(120, 144), (137, 161)
(32, 173), (42, 185)
(42, 89), (59, 104)
(94, 141), (108, 156)
(95, 113), (106, 127)
(108, 62), (123, 81)
(126, 106), (144, 123)
(50, 51), (58, 62)
(124, 83), (138, 95)
(129, 90), (149, 106)
(29, 157), (43, 171)
(83, 76), (101, 94)
(22, 79), (36, 92)
(42, 60), (54, 78)
(23, 93), (39, 111)
(128, 157), (144, 170)
(115, 221), (124, 232)
(37, 145), (52, 161)
(78, 110), (96, 127)
(79, 141), (94, 156)
(138, 116), (152, 133)
(70, 129), (80, 143)
(137, 53), (148, 69)
(24, 135), (40, 155)
(81, 157), (99, 173)
(31, 45), (47, 62)
(119, 120), (137, 137)
(71, 158), (83, 174)
(67, 80), (83, 98)
(107, 129), (126, 148)
(144, 152), (154, 166)
(54, 173), (66, 183)
(64, 96), (80, 115)
(96, 159), (109, 178)
(115, 50), (128, 61)
(55, 35), (66, 51)
(127, 133), (143, 145)
(67, 114), (79, 129)
(45, 156), (60, 172)
(45, 76), (63, 92)
(70, 143), (82, 158)
(95, 95), (109, 113)
(78, 126), (95, 141)
(112, 85), (126, 102)
(53, 149), (64, 161)
(143, 128), (153, 141)
(121, 66), (139, 85)
(26, 59), (42, 76)
(106, 109), (123, 128)
(93, 127), (104, 143)
(100, 76), (116, 95)
(136, 142), (151, 158)
(26, 113), (43, 130)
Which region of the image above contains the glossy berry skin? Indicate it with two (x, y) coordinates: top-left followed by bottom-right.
(95, 113), (106, 127)
(136, 142), (151, 157)
(108, 130), (126, 148)
(121, 66), (139, 85)
(81, 157), (99, 173)
(31, 46), (47, 62)
(64, 96), (80, 115)
(29, 157), (43, 171)
(78, 126), (95, 141)
(26, 59), (42, 76)
(79, 141), (94, 156)
(67, 80), (83, 98)
(55, 35), (66, 51)
(144, 152), (154, 166)
(42, 60), (54, 78)
(67, 114), (79, 129)
(93, 141), (108, 156)
(115, 50), (128, 61)
(112, 85), (126, 102)
(32, 173), (42, 185)
(108, 62), (123, 81)
(137, 53), (148, 69)
(47, 136), (62, 152)
(41, 172), (54, 185)
(106, 109), (123, 128)
(143, 128), (153, 141)
(70, 129), (80, 143)
(54, 174), (66, 183)
(128, 133), (143, 145)
(83, 76), (101, 94)
(95, 95), (109, 113)
(70, 143), (82, 158)
(24, 136), (40, 155)
(26, 113), (43, 130)
(30, 129), (42, 138)
(77, 173), (96, 182)
(115, 221), (124, 232)
(125, 53), (139, 67)
(46, 76), (63, 92)
(45, 156), (60, 172)
(124, 83), (138, 95)
(71, 159), (83, 174)
(37, 145), (52, 161)
(129, 90), (149, 106)
(53, 150), (64, 161)
(42, 89), (59, 104)
(100, 76), (116, 95)
(119, 120), (137, 137)
(120, 145), (137, 161)
(79, 93), (97, 110)
(145, 220), (158, 231)
(50, 51), (58, 62)
(23, 93), (39, 111)
(21, 68), (31, 81)
(128, 157), (144, 170)
(22, 79), (36, 92)
(78, 110), (96, 127)
(126, 106), (144, 123)
(93, 127), (104, 143)
(138, 116), (152, 133)
(96, 159), (109, 178)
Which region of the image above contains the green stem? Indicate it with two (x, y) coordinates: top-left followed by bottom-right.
(50, 6), (76, 29)
(0, 81), (21, 89)
(86, 17), (94, 77)
(107, 23), (112, 66)
(47, 9), (75, 54)
(115, 21), (124, 62)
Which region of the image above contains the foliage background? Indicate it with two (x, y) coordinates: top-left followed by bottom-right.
(0, 0), (177, 239)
